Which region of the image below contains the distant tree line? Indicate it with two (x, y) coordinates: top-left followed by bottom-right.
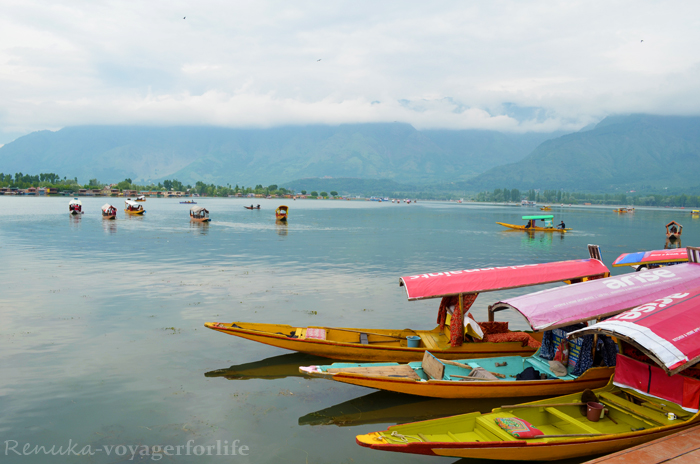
(474, 188), (700, 207)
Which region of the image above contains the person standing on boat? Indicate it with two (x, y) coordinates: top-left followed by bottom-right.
(557, 220), (565, 229)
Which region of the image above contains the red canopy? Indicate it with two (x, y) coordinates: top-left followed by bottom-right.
(570, 285), (700, 375)
(399, 258), (609, 301)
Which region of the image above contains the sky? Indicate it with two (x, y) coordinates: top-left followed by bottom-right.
(1, 0), (699, 144)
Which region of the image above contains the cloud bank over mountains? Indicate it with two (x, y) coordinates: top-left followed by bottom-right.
(1, 1), (699, 143)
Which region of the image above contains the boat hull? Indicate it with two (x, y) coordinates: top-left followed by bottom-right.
(356, 383), (700, 461)
(125, 209), (144, 215)
(312, 365), (613, 399)
(102, 214), (116, 219)
(497, 222), (570, 233)
(191, 217), (211, 222)
(204, 322), (541, 362)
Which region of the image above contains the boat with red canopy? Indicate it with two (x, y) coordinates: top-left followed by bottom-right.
(356, 253), (700, 460)
(612, 247), (688, 270)
(302, 252), (700, 398)
(205, 246), (609, 362)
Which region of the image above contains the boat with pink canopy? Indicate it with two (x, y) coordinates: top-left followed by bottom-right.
(612, 247), (688, 270)
(206, 246), (610, 362)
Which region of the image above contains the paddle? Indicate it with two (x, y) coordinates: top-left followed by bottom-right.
(500, 402), (587, 409)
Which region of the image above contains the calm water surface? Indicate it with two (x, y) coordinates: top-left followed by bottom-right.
(0, 197), (695, 463)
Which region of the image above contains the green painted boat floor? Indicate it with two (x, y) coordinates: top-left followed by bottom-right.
(377, 387), (694, 444)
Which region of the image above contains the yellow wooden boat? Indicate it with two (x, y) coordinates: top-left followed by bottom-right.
(540, 206), (552, 211)
(692, 210), (700, 216)
(356, 380), (698, 461)
(206, 248), (609, 362)
(124, 199), (145, 215)
(357, 279), (700, 461)
(497, 215), (570, 233)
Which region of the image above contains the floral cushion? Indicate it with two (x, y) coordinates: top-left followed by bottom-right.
(494, 417), (543, 438)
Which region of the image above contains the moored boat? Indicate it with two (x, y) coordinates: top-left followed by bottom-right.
(205, 247), (610, 362)
(276, 205), (288, 222)
(612, 247), (688, 270)
(124, 199), (145, 215)
(497, 215), (570, 233)
(302, 256), (700, 398)
(190, 205), (211, 222)
(101, 203), (117, 219)
(68, 198), (83, 215)
(356, 275), (700, 461)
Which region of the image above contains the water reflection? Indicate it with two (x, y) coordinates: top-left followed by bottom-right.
(190, 221), (210, 234)
(665, 238), (682, 249)
(299, 391), (545, 427)
(69, 214), (81, 228)
(276, 222), (288, 236)
(102, 219), (117, 234)
(205, 353), (327, 380)
(520, 231), (555, 250)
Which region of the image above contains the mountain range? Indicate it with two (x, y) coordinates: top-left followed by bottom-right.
(1, 114), (699, 194)
(0, 124), (558, 186)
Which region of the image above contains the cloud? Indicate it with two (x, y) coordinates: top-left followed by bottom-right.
(0, 0), (699, 143)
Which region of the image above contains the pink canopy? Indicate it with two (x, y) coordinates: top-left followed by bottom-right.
(399, 259), (608, 301)
(612, 248), (688, 267)
(570, 286), (700, 375)
(491, 263), (700, 332)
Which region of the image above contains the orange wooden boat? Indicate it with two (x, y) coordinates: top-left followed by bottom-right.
(276, 205), (288, 221)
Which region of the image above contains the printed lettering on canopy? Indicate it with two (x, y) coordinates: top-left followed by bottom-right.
(492, 263), (700, 332)
(399, 259), (608, 301)
(569, 286), (700, 375)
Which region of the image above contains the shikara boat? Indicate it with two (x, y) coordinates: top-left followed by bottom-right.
(135, 195), (146, 202)
(666, 221), (683, 240)
(244, 205), (261, 210)
(180, 200), (196, 204)
(124, 199), (145, 215)
(613, 247), (688, 270)
(497, 215), (570, 233)
(276, 205), (288, 221)
(101, 203), (117, 219)
(190, 206), (210, 222)
(205, 247), (610, 362)
(68, 198), (83, 215)
(540, 206), (552, 211)
(356, 273), (700, 460)
(692, 210), (700, 216)
(302, 257), (700, 398)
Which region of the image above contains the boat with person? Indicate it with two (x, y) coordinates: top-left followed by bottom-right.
(276, 205), (288, 222)
(356, 259), (700, 460)
(692, 210), (700, 216)
(124, 200), (145, 215)
(497, 215), (570, 233)
(190, 206), (210, 222)
(68, 198), (83, 215)
(205, 247), (609, 362)
(613, 207), (635, 213)
(540, 206), (552, 211)
(666, 221), (683, 240)
(135, 195), (146, 202)
(180, 200), (196, 204)
(101, 204), (117, 219)
(301, 254), (700, 398)
(244, 205), (261, 210)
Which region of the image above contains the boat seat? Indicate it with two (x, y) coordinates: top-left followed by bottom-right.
(526, 356), (576, 380)
(544, 407), (600, 434)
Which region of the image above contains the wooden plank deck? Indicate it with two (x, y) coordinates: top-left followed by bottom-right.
(585, 424), (700, 463)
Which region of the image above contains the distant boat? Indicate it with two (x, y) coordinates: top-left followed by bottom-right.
(190, 206), (211, 222)
(68, 198), (83, 215)
(101, 203), (117, 219)
(135, 195), (146, 202)
(244, 205), (261, 210)
(276, 205), (288, 222)
(124, 200), (145, 215)
(497, 215), (570, 233)
(180, 200), (196, 204)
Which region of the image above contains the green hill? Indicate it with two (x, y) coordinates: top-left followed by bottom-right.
(0, 124), (559, 186)
(467, 115), (700, 193)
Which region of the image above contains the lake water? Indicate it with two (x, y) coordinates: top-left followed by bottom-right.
(0, 197), (695, 464)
